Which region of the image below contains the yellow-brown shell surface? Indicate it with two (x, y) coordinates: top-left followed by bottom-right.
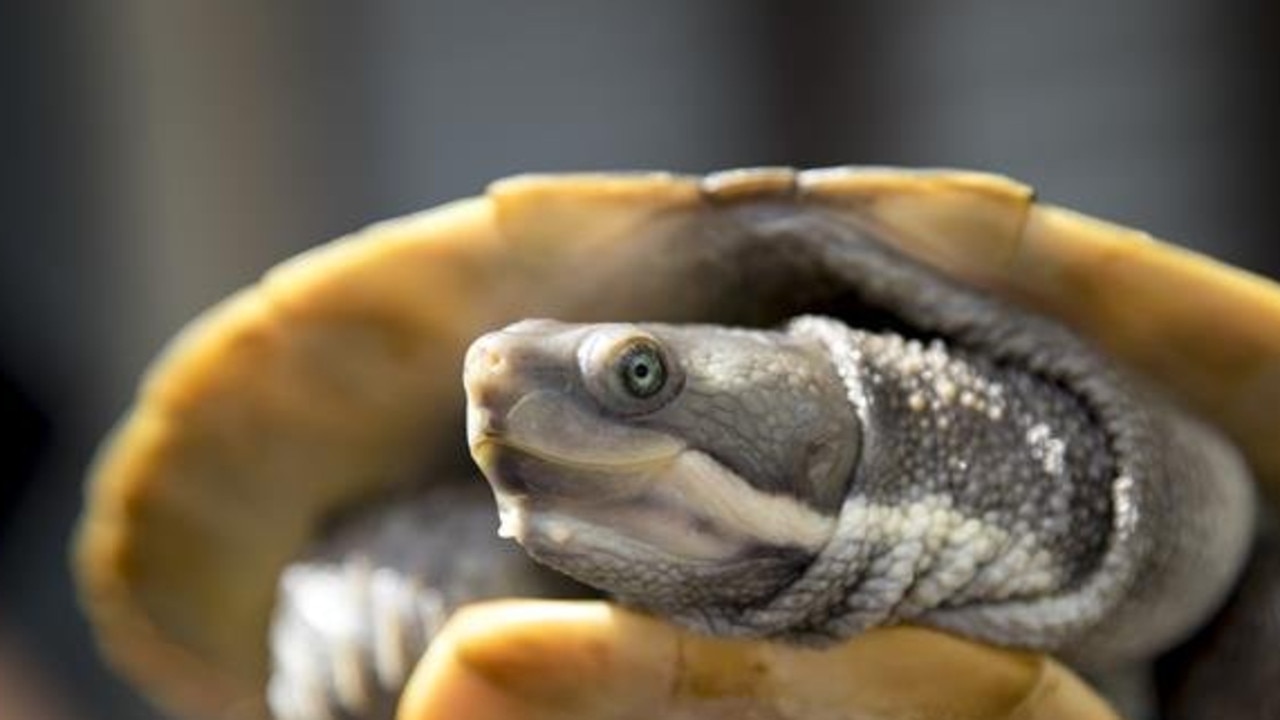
(74, 167), (1280, 720)
(399, 601), (1119, 720)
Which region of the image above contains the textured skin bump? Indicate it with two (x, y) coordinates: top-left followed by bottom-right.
(725, 316), (1249, 666)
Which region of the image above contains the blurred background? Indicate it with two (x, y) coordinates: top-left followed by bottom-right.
(1, 2), (1276, 718)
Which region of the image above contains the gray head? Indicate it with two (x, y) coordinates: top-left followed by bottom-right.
(462, 319), (858, 616)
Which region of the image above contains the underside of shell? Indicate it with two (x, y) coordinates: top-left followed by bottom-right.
(398, 601), (1119, 720)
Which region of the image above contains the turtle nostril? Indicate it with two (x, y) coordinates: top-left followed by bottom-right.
(483, 347), (506, 374)
(464, 334), (511, 383)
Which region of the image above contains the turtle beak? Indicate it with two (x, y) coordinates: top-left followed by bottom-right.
(463, 333), (518, 494)
(463, 319), (588, 450)
(464, 325), (576, 495)
(463, 328), (537, 447)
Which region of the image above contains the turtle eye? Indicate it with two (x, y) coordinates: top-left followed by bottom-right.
(618, 341), (666, 399)
(579, 328), (681, 415)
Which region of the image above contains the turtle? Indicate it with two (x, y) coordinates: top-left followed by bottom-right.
(72, 166), (1280, 720)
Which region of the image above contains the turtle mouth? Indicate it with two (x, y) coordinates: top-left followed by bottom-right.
(470, 435), (677, 499)
(474, 445), (760, 565)
(466, 387), (686, 499)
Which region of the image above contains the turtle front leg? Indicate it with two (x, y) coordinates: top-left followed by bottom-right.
(267, 483), (590, 720)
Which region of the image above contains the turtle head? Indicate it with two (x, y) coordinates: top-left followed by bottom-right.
(463, 319), (858, 615)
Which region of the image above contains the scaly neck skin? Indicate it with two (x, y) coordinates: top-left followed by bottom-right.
(693, 316), (1118, 644)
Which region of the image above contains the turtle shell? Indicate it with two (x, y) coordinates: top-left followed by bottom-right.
(398, 600), (1119, 720)
(74, 167), (1280, 720)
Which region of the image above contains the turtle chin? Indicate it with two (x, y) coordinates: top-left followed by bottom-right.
(473, 440), (733, 553)
(514, 504), (816, 628)
(470, 442), (808, 614)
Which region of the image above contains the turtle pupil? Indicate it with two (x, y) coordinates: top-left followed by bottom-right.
(620, 343), (665, 399)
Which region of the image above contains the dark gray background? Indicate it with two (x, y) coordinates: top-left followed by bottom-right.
(1, 3), (1276, 718)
